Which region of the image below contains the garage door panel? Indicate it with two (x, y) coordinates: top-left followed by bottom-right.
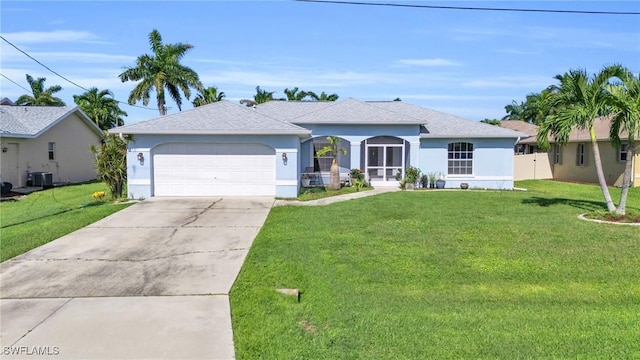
(153, 143), (276, 196)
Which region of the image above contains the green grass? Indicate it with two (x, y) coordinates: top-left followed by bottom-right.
(295, 185), (373, 201)
(230, 180), (640, 359)
(0, 182), (131, 262)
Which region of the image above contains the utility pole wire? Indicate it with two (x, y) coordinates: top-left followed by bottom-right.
(0, 73), (31, 93)
(294, 0), (640, 15)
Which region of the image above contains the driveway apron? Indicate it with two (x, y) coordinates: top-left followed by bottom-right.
(0, 197), (273, 359)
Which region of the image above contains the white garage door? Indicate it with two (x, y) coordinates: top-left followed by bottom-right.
(153, 143), (275, 196)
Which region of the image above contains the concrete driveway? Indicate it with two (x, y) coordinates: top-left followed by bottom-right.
(0, 197), (273, 359)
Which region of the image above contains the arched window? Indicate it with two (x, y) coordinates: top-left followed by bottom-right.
(447, 142), (473, 175)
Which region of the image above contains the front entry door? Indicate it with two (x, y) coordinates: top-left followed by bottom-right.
(366, 139), (404, 183)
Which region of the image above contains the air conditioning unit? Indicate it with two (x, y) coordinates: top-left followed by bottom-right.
(32, 172), (53, 189)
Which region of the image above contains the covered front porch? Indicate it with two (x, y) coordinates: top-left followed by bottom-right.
(299, 135), (420, 188)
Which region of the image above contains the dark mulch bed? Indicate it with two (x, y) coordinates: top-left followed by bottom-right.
(0, 192), (25, 201)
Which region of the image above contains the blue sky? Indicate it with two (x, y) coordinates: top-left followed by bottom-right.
(1, 1), (639, 124)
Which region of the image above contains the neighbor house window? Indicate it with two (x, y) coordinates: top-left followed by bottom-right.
(447, 142), (473, 175)
(576, 143), (587, 166)
(553, 144), (562, 164)
(48, 142), (55, 160)
(619, 144), (629, 162)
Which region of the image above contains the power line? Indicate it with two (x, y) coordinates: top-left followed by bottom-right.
(294, 0), (640, 15)
(0, 35), (157, 111)
(0, 73), (31, 93)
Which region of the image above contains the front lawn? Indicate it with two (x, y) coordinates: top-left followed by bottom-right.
(231, 180), (640, 359)
(0, 182), (131, 262)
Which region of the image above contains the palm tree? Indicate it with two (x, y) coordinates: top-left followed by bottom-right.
(605, 67), (640, 216)
(192, 86), (225, 107)
(502, 100), (525, 120)
(522, 88), (555, 125)
(254, 86), (276, 104)
(307, 91), (339, 101)
(284, 87), (309, 101)
(537, 65), (626, 212)
(73, 88), (127, 130)
(119, 29), (203, 115)
(316, 136), (347, 190)
(15, 74), (65, 106)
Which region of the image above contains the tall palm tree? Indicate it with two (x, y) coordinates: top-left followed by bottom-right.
(15, 74), (65, 106)
(605, 67), (640, 216)
(522, 88), (555, 125)
(253, 86), (276, 104)
(119, 29), (202, 115)
(316, 136), (347, 190)
(537, 65), (626, 212)
(192, 86), (225, 107)
(73, 87), (127, 130)
(307, 91), (339, 101)
(502, 100), (525, 120)
(284, 87), (309, 101)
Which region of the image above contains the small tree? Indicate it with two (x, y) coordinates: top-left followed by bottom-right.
(316, 136), (346, 190)
(90, 134), (128, 199)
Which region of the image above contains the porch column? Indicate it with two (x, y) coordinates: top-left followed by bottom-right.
(410, 141), (420, 168)
(350, 141), (361, 170)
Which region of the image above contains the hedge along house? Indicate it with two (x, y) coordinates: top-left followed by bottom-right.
(111, 99), (527, 198)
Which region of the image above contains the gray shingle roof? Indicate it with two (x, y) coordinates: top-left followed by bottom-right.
(0, 105), (100, 138)
(256, 98), (426, 124)
(110, 100), (311, 136)
(252, 101), (335, 121)
(369, 101), (529, 139)
(109, 98), (529, 139)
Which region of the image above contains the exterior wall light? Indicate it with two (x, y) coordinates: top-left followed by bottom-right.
(282, 152), (288, 165)
(137, 152), (144, 165)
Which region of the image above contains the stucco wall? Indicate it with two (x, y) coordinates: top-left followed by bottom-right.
(126, 134), (302, 198)
(0, 112), (102, 187)
(552, 141), (638, 187)
(419, 138), (516, 189)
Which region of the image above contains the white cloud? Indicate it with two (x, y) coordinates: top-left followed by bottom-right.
(396, 58), (463, 67)
(2, 30), (98, 44)
(461, 76), (553, 89)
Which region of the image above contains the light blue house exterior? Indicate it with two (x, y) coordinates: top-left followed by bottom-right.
(111, 99), (527, 198)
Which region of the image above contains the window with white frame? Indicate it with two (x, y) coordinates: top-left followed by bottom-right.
(48, 142), (55, 160)
(576, 143), (587, 166)
(447, 142), (473, 175)
(553, 144), (562, 164)
(619, 143), (629, 162)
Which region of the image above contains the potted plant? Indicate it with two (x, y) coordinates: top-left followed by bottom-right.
(301, 173), (311, 187)
(425, 172), (438, 188)
(435, 173), (446, 189)
(420, 174), (429, 188)
(404, 166), (420, 190)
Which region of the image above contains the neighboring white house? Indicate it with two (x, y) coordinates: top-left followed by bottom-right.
(0, 105), (104, 187)
(111, 99), (528, 198)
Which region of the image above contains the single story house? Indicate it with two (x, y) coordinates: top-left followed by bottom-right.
(0, 105), (103, 187)
(499, 117), (639, 187)
(111, 99), (527, 198)
(547, 116), (639, 187)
